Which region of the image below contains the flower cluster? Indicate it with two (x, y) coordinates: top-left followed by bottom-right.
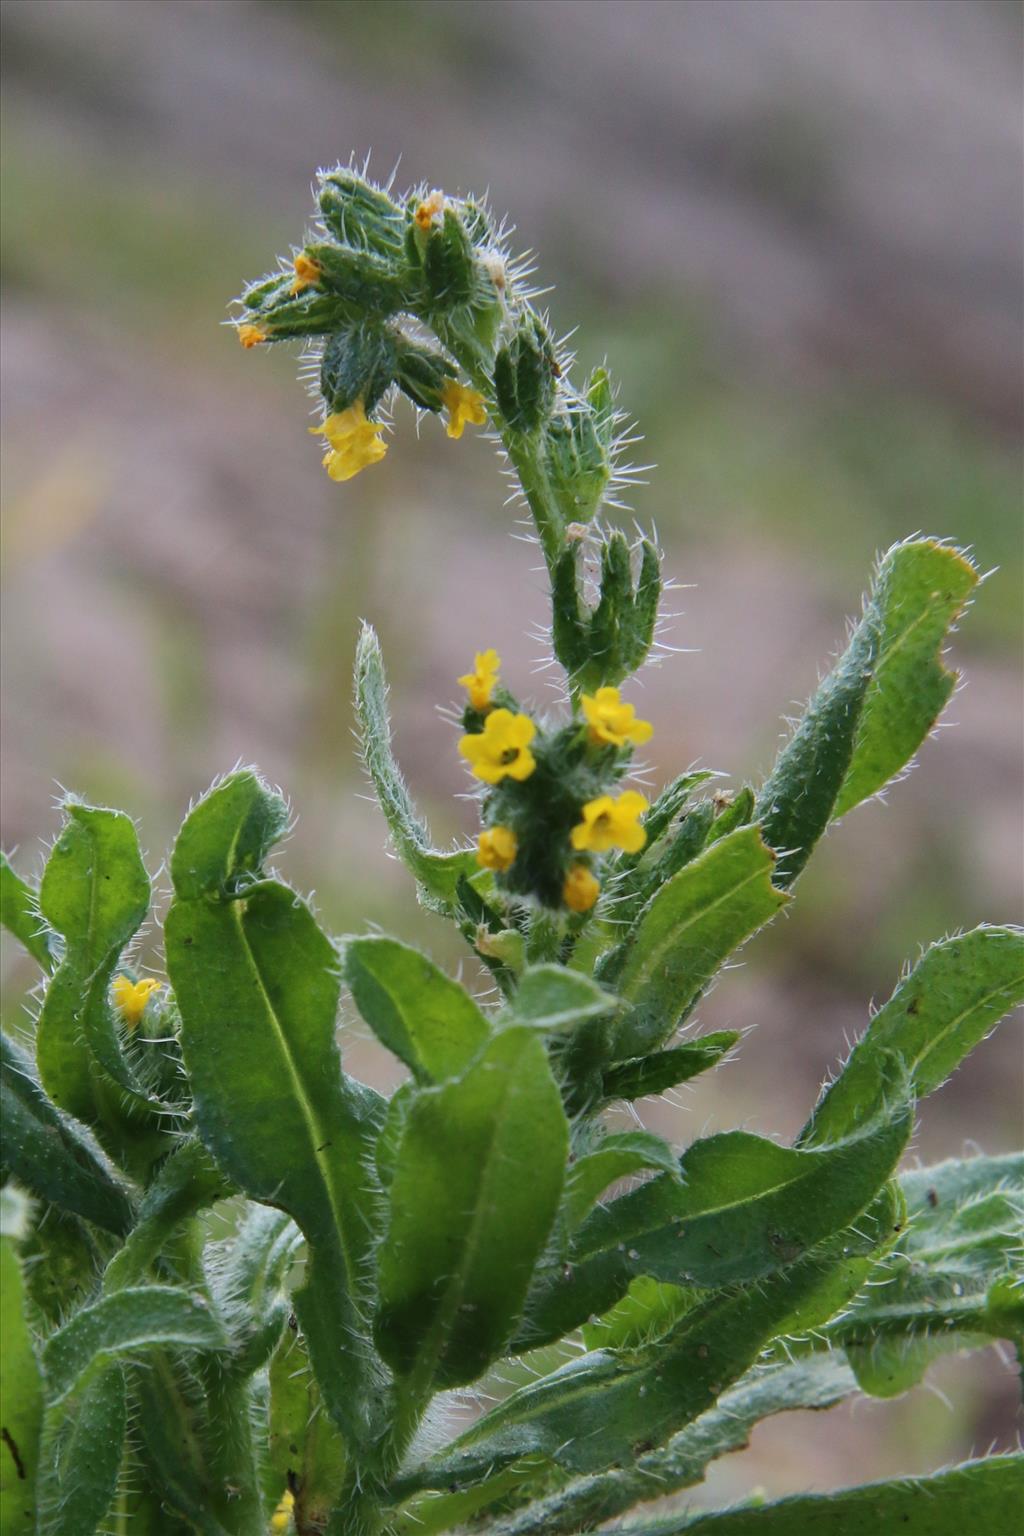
(456, 650), (652, 912)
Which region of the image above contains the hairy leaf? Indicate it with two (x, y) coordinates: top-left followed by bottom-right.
(43, 1286), (227, 1404)
(344, 934), (489, 1081)
(501, 964), (619, 1034)
(1, 1189), (42, 1536)
(1, 852), (56, 972)
(601, 1033), (739, 1103)
(564, 1131), (679, 1232)
(36, 1364), (126, 1536)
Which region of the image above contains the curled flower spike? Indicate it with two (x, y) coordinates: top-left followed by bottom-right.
(459, 648), (501, 711)
(441, 380), (488, 440)
(291, 251), (322, 294)
(414, 189), (445, 230)
(270, 1488), (294, 1533)
(477, 826), (518, 872)
(563, 863), (600, 913)
(571, 790), (648, 854)
(112, 975), (161, 1028)
(459, 708), (536, 784)
(236, 323), (268, 349)
(583, 686), (653, 749)
(309, 402), (388, 482)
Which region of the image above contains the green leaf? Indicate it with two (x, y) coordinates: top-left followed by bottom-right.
(102, 1137), (227, 1293)
(42, 1286), (227, 1405)
(564, 1131), (679, 1232)
(266, 1331), (346, 1533)
(482, 1352), (858, 1536)
(0, 1031), (135, 1236)
(834, 539), (980, 818)
(615, 1454), (1023, 1535)
(582, 1276), (696, 1353)
(36, 1364), (127, 1536)
(354, 624), (479, 914)
(802, 926), (1024, 1145)
(35, 803), (156, 1125)
(403, 1228), (895, 1492)
(601, 1033), (739, 1103)
(166, 872), (384, 1447)
(375, 1026), (568, 1389)
(344, 935), (489, 1081)
(169, 769), (289, 901)
(501, 964), (619, 1034)
(828, 1153), (1023, 1394)
(131, 1354), (235, 1536)
(1, 1189), (42, 1536)
(610, 826), (788, 1059)
(515, 1086), (910, 1349)
(1, 851), (56, 972)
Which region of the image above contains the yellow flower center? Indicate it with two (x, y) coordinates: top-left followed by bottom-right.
(459, 709), (537, 785)
(415, 190), (445, 230)
(458, 648), (501, 711)
(112, 975), (162, 1028)
(570, 790), (648, 855)
(582, 687), (653, 748)
(291, 252), (322, 294)
(441, 381), (488, 440)
(477, 826), (518, 872)
(237, 323), (268, 349)
(563, 863), (600, 913)
(309, 402), (388, 482)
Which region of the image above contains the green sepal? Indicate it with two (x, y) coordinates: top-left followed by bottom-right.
(319, 324), (397, 414)
(544, 401), (612, 525)
(303, 241), (407, 316)
(1, 1188), (43, 1536)
(343, 934), (489, 1082)
(317, 168), (408, 260)
(552, 532), (662, 692)
(375, 1027), (568, 1389)
(422, 208), (477, 309)
(493, 313), (557, 434)
(393, 338), (457, 412)
(1, 851), (56, 972)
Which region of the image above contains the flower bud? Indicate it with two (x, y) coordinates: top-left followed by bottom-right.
(303, 241), (407, 317)
(552, 532), (661, 690)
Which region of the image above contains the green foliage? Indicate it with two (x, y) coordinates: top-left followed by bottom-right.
(1, 168), (1020, 1535)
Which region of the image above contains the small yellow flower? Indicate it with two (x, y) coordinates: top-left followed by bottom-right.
(237, 323), (268, 349)
(458, 648), (501, 711)
(477, 826), (518, 872)
(563, 863), (600, 912)
(112, 975), (161, 1028)
(308, 402), (388, 482)
(270, 1488), (294, 1533)
(290, 251), (322, 294)
(441, 380), (488, 440)
(459, 709), (536, 785)
(415, 190), (445, 230)
(570, 790), (648, 855)
(582, 687), (653, 749)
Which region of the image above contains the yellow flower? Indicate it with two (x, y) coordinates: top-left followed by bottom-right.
(570, 790), (648, 855)
(270, 1488), (294, 1532)
(458, 648), (501, 711)
(415, 190), (445, 230)
(237, 323), (268, 349)
(477, 826), (518, 872)
(308, 402), (388, 482)
(563, 863), (600, 912)
(459, 709), (536, 785)
(582, 687), (653, 749)
(290, 251), (322, 294)
(112, 975), (161, 1028)
(441, 380), (488, 440)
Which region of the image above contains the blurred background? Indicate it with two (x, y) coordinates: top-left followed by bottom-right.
(2, 0), (1021, 1510)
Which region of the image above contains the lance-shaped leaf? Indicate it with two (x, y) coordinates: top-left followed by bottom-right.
(35, 803), (156, 1123)
(802, 925), (1024, 1146)
(617, 1454), (1023, 1536)
(42, 1286), (227, 1404)
(827, 1153), (1024, 1395)
(131, 1353), (240, 1536)
(513, 1082), (910, 1351)
(600, 1032), (739, 1104)
(36, 1364), (127, 1536)
(401, 1221), (895, 1492)
(344, 934), (489, 1081)
(482, 1352), (859, 1536)
(563, 1131), (679, 1232)
(1, 1032), (135, 1236)
(609, 826), (788, 1060)
(1, 851), (56, 972)
(1, 1188), (42, 1536)
(500, 965), (618, 1034)
(354, 624), (479, 914)
(755, 540), (978, 885)
(834, 538), (980, 819)
(375, 1026), (568, 1389)
(207, 1205), (302, 1379)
